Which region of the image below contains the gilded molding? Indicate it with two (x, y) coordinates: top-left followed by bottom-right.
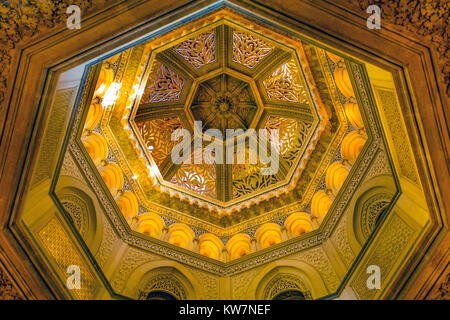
(336, 0), (449, 96)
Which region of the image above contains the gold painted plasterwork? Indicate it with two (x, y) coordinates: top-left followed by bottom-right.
(373, 86), (420, 185)
(77, 24), (347, 234)
(173, 30), (216, 69)
(232, 31), (274, 68)
(93, 10), (338, 225)
(30, 88), (74, 188)
(38, 218), (98, 299)
(265, 116), (313, 166)
(136, 117), (183, 167)
(291, 246), (341, 292)
(232, 169), (280, 198)
(140, 274), (187, 300)
(9, 0), (442, 301)
(60, 194), (89, 238)
(111, 247), (161, 293)
(350, 214), (414, 299)
(140, 61), (184, 104)
(171, 161), (217, 199)
(263, 273), (313, 300)
(263, 59), (309, 104)
(331, 214), (355, 268)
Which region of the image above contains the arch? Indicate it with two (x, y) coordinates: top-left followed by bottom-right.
(55, 182), (103, 252)
(334, 65), (354, 98)
(284, 212), (314, 237)
(326, 162), (349, 195)
(59, 193), (90, 238)
(122, 260), (198, 300)
(139, 274), (187, 300)
(341, 131), (367, 165)
(347, 175), (397, 248)
(311, 190), (332, 222)
(353, 186), (395, 246)
(344, 101), (364, 130)
(98, 162), (124, 198)
(198, 233), (224, 260)
(255, 223), (282, 249)
(136, 267), (193, 300)
(360, 193), (391, 238)
(249, 262), (328, 300)
(167, 223), (195, 250)
(81, 132), (108, 166)
(145, 291), (177, 300)
(136, 212), (165, 238)
(116, 191), (138, 223)
(263, 273), (313, 300)
(272, 290), (306, 300)
(83, 102), (103, 132)
(226, 233), (252, 260)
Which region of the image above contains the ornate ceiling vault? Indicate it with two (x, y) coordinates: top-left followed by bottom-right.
(129, 18), (324, 213)
(0, 0), (447, 301)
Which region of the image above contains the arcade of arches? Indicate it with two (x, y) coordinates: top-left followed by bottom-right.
(0, 0), (448, 300)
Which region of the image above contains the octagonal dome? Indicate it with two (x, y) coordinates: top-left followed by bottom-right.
(130, 21), (321, 209)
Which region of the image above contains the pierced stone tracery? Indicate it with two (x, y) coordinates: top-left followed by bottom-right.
(140, 61), (184, 104)
(232, 31), (274, 68)
(263, 59), (309, 104)
(173, 30), (216, 69)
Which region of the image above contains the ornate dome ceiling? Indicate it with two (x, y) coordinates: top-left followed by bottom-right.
(8, 0), (442, 301)
(131, 21), (322, 210)
(78, 9), (366, 262)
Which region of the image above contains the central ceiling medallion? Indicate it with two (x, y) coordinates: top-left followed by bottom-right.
(192, 74), (257, 134)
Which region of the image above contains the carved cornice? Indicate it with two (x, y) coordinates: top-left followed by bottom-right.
(0, 1), (100, 113)
(333, 0), (449, 96)
(0, 263), (24, 300)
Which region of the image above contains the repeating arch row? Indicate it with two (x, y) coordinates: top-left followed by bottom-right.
(132, 263), (320, 300)
(307, 51), (368, 225)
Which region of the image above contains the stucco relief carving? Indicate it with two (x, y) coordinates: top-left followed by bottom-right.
(337, 0), (449, 95)
(0, 265), (24, 300)
(190, 269), (220, 300)
(231, 267), (262, 299)
(60, 194), (89, 237)
(61, 152), (85, 181)
(96, 218), (118, 267)
(263, 273), (312, 300)
(350, 214), (414, 299)
(373, 86), (419, 185)
(30, 88), (74, 188)
(110, 247), (162, 293)
(361, 193), (392, 239)
(290, 247), (341, 292)
(363, 149), (391, 182)
(139, 274), (187, 300)
(331, 215), (355, 267)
